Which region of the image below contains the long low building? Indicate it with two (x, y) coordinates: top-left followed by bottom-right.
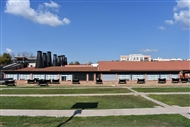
(2, 61), (190, 82)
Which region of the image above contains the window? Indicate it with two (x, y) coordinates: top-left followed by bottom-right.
(171, 74), (178, 78)
(147, 74), (159, 80)
(160, 74), (169, 80)
(19, 74), (30, 80)
(61, 74), (72, 81)
(33, 74), (45, 79)
(46, 74), (58, 80)
(132, 74), (144, 80)
(6, 74), (17, 80)
(118, 74), (131, 81)
(88, 73), (94, 81)
(73, 73), (86, 81)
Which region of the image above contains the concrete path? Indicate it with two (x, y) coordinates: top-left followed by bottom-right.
(0, 92), (189, 97)
(1, 106), (190, 117)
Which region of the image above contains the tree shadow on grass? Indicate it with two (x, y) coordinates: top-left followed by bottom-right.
(56, 102), (98, 127)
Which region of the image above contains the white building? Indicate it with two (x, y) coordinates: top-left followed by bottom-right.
(153, 57), (182, 61)
(120, 54), (151, 61)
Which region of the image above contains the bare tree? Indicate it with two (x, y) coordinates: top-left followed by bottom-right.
(16, 51), (36, 58)
(86, 61), (93, 65)
(9, 52), (15, 58)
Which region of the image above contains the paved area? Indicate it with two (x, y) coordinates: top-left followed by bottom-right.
(0, 92), (189, 97)
(0, 87), (190, 119)
(1, 106), (190, 117)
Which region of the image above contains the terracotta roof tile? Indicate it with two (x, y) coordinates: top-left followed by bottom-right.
(98, 61), (190, 71)
(3, 66), (98, 72)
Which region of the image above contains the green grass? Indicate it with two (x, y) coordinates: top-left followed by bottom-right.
(0, 114), (190, 127)
(0, 88), (131, 94)
(132, 87), (190, 92)
(149, 94), (190, 106)
(0, 95), (158, 109)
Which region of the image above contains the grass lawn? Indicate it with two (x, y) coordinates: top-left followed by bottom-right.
(0, 88), (131, 94)
(149, 94), (190, 106)
(0, 114), (190, 127)
(132, 87), (190, 92)
(0, 95), (158, 109)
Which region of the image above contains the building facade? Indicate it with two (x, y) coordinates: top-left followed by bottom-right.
(120, 54), (151, 61)
(2, 61), (190, 82)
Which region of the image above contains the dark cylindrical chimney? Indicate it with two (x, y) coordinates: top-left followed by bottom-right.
(35, 51), (43, 68)
(47, 51), (52, 67)
(59, 55), (65, 66)
(43, 53), (47, 67)
(58, 56), (61, 66)
(65, 57), (67, 65)
(62, 55), (65, 66)
(53, 54), (58, 66)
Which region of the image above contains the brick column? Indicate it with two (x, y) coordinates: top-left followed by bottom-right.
(58, 74), (60, 80)
(94, 73), (96, 81)
(30, 73), (32, 80)
(3, 73), (6, 78)
(86, 74), (89, 82)
(169, 74), (172, 80)
(116, 73), (118, 81)
(144, 73), (147, 80)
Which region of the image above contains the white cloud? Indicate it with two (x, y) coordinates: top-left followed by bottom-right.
(5, 0), (70, 27)
(6, 48), (13, 53)
(139, 49), (158, 53)
(63, 18), (71, 24)
(164, 20), (175, 25)
(165, 0), (190, 30)
(44, 0), (60, 8)
(158, 26), (166, 30)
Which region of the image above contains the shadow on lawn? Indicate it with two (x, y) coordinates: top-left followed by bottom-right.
(56, 102), (98, 127)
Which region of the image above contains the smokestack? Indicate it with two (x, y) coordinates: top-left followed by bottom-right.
(58, 56), (61, 66)
(60, 55), (65, 66)
(47, 51), (52, 67)
(65, 57), (67, 65)
(62, 55), (65, 66)
(35, 51), (43, 68)
(53, 54), (58, 66)
(43, 53), (47, 67)
(64, 56), (67, 65)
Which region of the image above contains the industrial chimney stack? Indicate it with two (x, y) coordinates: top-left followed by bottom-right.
(35, 51), (43, 68)
(43, 52), (47, 68)
(47, 51), (52, 67)
(53, 54), (58, 66)
(35, 50), (67, 68)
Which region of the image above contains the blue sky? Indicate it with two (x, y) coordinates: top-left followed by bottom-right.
(0, 0), (189, 63)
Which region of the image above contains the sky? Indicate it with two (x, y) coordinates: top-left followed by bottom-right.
(0, 0), (189, 63)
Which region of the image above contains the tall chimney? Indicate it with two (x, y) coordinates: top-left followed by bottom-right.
(65, 57), (67, 65)
(62, 55), (65, 66)
(59, 55), (65, 66)
(35, 51), (43, 68)
(58, 56), (61, 66)
(47, 51), (52, 67)
(53, 54), (58, 66)
(43, 53), (47, 67)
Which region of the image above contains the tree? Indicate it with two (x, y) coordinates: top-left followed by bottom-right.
(16, 51), (36, 58)
(69, 61), (74, 65)
(69, 61), (80, 65)
(74, 61), (80, 65)
(86, 61), (93, 65)
(0, 53), (12, 65)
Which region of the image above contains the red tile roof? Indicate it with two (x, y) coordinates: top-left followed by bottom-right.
(3, 66), (98, 72)
(98, 61), (190, 71)
(3, 61), (190, 73)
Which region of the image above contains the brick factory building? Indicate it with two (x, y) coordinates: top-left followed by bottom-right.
(2, 61), (190, 83)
